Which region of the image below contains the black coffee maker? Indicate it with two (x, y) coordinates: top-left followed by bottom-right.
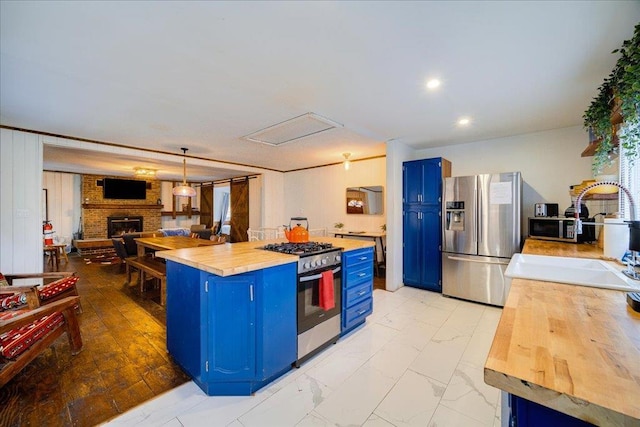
(565, 203), (596, 242)
(629, 221), (640, 251)
(564, 202), (589, 219)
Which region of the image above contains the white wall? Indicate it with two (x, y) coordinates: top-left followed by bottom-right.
(385, 125), (594, 292)
(283, 158), (386, 232)
(0, 129), (44, 274)
(43, 171), (77, 251)
(414, 126), (592, 220)
(385, 140), (418, 292)
(261, 171), (285, 229)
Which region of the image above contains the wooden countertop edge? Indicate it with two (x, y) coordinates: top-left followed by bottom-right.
(484, 240), (640, 425)
(156, 237), (375, 276)
(484, 368), (635, 426)
(159, 252), (298, 277)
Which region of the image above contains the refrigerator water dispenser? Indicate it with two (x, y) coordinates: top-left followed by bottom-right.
(445, 201), (466, 231)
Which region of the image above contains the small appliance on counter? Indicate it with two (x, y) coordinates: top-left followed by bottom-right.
(564, 202), (589, 219)
(528, 217), (596, 243)
(534, 203), (559, 217)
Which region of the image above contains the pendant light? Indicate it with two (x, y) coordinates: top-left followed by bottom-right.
(172, 147), (197, 197)
(343, 152), (351, 170)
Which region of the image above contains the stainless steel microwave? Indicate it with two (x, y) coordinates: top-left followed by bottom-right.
(528, 217), (579, 242)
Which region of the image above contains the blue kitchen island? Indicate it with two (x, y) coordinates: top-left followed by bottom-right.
(156, 238), (374, 396)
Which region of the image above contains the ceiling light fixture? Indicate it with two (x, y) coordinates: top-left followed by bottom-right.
(426, 79), (441, 90)
(172, 148), (197, 197)
(457, 117), (471, 126)
(343, 152), (351, 170)
(133, 167), (157, 177)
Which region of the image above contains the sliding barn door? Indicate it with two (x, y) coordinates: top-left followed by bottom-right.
(200, 184), (214, 228)
(230, 179), (249, 243)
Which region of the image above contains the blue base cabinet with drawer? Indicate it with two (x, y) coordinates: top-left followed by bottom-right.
(341, 247), (374, 335)
(165, 260), (297, 396)
(508, 394), (594, 427)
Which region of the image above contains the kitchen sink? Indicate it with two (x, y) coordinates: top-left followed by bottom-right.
(504, 254), (640, 292)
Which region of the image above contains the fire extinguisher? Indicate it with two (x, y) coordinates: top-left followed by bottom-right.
(43, 220), (54, 245)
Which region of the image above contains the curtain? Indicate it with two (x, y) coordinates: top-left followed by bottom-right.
(217, 193), (229, 234)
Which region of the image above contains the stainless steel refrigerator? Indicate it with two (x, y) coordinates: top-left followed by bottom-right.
(442, 172), (522, 306)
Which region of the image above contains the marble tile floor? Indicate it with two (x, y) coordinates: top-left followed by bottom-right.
(105, 286), (503, 427)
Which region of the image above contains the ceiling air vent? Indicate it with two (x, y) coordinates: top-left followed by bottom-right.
(243, 113), (343, 146)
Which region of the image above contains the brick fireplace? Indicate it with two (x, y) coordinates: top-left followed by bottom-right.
(107, 216), (143, 237)
(81, 174), (162, 239)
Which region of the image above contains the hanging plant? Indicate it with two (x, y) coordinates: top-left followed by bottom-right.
(583, 23), (640, 175)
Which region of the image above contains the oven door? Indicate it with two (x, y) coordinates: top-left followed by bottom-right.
(297, 265), (342, 334)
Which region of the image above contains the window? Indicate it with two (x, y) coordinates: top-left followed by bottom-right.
(619, 147), (639, 219)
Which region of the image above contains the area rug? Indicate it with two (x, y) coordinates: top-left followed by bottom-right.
(83, 255), (120, 265)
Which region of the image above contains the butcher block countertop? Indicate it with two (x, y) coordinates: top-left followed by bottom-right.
(484, 240), (640, 426)
(156, 237), (374, 277)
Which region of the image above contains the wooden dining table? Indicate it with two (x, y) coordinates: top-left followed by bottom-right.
(135, 236), (222, 258)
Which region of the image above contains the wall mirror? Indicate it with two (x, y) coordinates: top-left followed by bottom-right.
(346, 186), (384, 215)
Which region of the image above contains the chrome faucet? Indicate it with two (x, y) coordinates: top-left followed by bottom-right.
(575, 181), (638, 280)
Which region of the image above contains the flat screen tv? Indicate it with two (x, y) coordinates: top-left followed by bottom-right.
(103, 178), (147, 200)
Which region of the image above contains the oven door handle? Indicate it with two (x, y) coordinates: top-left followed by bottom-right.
(299, 266), (341, 282)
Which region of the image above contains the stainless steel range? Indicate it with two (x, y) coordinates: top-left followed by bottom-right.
(260, 241), (342, 366)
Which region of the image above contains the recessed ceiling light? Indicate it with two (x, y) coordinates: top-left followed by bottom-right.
(426, 79), (441, 90)
(457, 117), (471, 126)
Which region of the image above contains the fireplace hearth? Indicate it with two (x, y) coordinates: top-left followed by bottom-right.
(108, 216), (143, 237)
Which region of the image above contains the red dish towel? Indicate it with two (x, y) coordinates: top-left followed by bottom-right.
(319, 270), (335, 311)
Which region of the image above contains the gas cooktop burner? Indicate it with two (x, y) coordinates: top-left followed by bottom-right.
(260, 241), (335, 256)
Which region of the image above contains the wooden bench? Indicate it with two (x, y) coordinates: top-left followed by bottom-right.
(125, 257), (167, 306)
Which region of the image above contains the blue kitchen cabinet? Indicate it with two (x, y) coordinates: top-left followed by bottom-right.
(403, 158), (445, 205)
(207, 275), (256, 381)
(403, 204), (441, 290)
(508, 394), (593, 427)
(402, 157), (451, 292)
(166, 260), (297, 396)
(341, 247), (374, 335)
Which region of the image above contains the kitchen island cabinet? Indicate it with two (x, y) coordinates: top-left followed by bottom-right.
(165, 260), (296, 396)
(484, 240), (640, 426)
(157, 237), (375, 396)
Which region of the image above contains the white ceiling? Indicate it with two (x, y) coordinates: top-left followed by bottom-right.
(1, 1), (639, 181)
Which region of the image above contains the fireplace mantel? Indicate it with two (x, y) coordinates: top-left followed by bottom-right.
(82, 203), (164, 209)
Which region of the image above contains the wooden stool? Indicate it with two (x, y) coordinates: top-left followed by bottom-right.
(44, 244), (68, 270)
(43, 246), (60, 270)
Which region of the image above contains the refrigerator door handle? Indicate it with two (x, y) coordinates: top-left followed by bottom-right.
(477, 185), (482, 245)
(446, 255), (510, 266)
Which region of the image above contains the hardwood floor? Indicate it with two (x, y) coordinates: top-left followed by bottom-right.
(0, 252), (190, 427)
(0, 252), (386, 426)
